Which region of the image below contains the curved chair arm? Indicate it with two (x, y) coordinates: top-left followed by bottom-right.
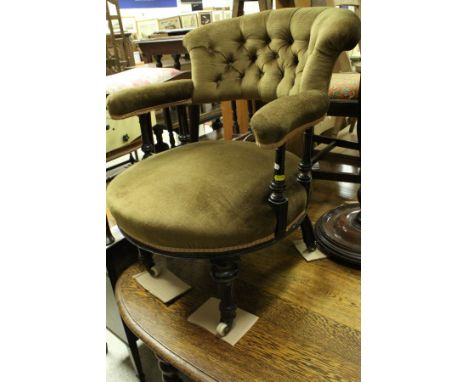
(107, 79), (194, 119)
(250, 90), (329, 149)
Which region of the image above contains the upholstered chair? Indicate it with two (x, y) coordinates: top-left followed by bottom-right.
(107, 7), (360, 337)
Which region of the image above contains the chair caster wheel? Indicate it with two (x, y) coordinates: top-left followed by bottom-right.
(306, 243), (317, 252)
(216, 322), (231, 337)
(148, 266), (160, 278)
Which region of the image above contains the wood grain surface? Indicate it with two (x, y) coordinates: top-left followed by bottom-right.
(115, 179), (360, 382)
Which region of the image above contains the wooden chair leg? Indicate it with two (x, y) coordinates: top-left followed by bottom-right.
(301, 215), (317, 252)
(210, 257), (239, 337)
(138, 248), (156, 276)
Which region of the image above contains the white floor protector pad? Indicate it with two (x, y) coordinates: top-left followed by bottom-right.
(187, 297), (258, 346)
(294, 240), (327, 262)
(133, 266), (191, 304)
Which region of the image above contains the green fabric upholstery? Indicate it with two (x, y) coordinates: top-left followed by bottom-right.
(106, 8), (360, 146)
(250, 90), (329, 147)
(184, 7), (360, 103)
(107, 79), (193, 119)
(106, 141), (307, 255)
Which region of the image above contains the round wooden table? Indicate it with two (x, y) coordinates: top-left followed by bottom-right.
(115, 180), (361, 382)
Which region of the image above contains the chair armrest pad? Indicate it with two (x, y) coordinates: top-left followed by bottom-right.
(250, 90), (329, 148)
(107, 79), (194, 119)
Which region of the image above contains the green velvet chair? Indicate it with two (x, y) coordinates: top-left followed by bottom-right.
(107, 7), (360, 337)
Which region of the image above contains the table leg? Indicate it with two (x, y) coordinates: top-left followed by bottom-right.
(155, 55), (163, 68)
(124, 325), (146, 382)
(172, 54), (181, 70)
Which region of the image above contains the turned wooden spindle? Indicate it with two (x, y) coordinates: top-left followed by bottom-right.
(297, 127), (314, 199)
(268, 145), (288, 237)
(188, 104), (200, 143)
(176, 105), (190, 144)
(163, 107), (176, 148)
(138, 113), (155, 158)
(297, 127), (317, 251)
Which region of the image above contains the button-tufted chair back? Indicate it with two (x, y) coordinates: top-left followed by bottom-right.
(183, 7), (360, 104)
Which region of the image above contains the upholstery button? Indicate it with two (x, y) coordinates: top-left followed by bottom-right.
(272, 52), (278, 59)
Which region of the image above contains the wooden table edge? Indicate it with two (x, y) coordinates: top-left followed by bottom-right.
(115, 271), (218, 382)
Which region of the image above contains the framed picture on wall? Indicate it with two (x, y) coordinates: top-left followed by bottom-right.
(212, 10), (224, 22)
(180, 13), (199, 29)
(197, 11), (212, 26)
(122, 17), (137, 34)
(158, 16), (182, 30)
(109, 17), (137, 34)
(136, 19), (158, 39)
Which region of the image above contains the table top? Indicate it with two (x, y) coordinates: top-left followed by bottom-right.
(115, 179), (360, 382)
(137, 36), (185, 44)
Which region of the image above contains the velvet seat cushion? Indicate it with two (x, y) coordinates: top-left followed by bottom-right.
(106, 141), (307, 255)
